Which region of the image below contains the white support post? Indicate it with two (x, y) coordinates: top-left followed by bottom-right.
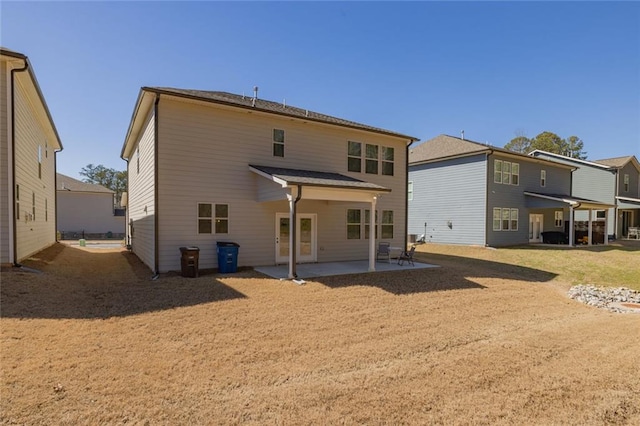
(604, 209), (609, 245)
(588, 210), (593, 246)
(288, 193), (295, 279)
(569, 206), (575, 247)
(369, 196), (377, 272)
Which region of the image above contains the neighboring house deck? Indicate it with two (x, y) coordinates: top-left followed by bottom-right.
(121, 87), (417, 276)
(408, 135), (613, 247)
(1, 48), (63, 265)
(56, 173), (125, 239)
(530, 151), (640, 239)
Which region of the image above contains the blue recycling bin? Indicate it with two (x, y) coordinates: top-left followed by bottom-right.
(216, 242), (240, 273)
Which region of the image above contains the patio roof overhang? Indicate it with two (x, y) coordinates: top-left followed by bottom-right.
(250, 165), (390, 279)
(524, 192), (615, 210)
(616, 196), (640, 207)
(249, 164), (390, 202)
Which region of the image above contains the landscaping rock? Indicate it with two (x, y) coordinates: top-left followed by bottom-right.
(568, 285), (640, 313)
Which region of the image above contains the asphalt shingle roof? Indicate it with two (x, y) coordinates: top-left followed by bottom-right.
(144, 87), (418, 142)
(57, 173), (114, 193)
(593, 156), (634, 168)
(249, 165), (390, 192)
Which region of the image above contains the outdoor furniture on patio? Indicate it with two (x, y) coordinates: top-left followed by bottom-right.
(376, 242), (391, 263)
(398, 245), (416, 266)
(628, 227), (639, 239)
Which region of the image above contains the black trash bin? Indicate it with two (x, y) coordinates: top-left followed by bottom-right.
(216, 242), (240, 273)
(179, 246), (200, 277)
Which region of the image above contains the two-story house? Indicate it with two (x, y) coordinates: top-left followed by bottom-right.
(1, 48), (63, 266)
(120, 87), (417, 277)
(408, 135), (613, 247)
(530, 151), (640, 239)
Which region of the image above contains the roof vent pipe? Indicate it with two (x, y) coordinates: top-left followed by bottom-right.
(461, 130), (465, 140)
(252, 86), (258, 107)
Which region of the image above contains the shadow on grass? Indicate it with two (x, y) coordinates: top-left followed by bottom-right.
(1, 244), (246, 320)
(313, 252), (557, 295)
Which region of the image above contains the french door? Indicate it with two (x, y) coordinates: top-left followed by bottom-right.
(529, 214), (544, 243)
(275, 213), (317, 264)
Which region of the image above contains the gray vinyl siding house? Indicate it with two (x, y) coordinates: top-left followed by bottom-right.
(121, 87), (417, 275)
(409, 135), (611, 247)
(530, 151), (640, 238)
(1, 48), (63, 265)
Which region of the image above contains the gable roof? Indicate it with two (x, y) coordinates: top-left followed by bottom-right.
(57, 173), (114, 194)
(409, 134), (574, 170)
(594, 155), (640, 171)
(121, 87), (418, 159)
(1, 47), (63, 151)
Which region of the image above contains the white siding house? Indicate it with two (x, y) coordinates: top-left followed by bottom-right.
(1, 48), (63, 265)
(56, 173), (125, 239)
(121, 88), (417, 276)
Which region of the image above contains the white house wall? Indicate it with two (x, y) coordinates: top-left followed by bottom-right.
(57, 191), (124, 234)
(0, 61), (10, 263)
(13, 75), (57, 261)
(127, 108), (156, 271)
(156, 97), (408, 272)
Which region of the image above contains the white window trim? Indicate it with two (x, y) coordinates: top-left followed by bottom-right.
(494, 160), (503, 184)
(347, 208), (362, 239)
(408, 181), (413, 201)
(347, 141), (362, 173)
(540, 170), (546, 187)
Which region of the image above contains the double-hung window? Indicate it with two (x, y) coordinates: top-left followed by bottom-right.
(494, 207), (518, 231)
(32, 192), (36, 220)
(38, 146), (42, 179)
(408, 181), (413, 201)
(511, 163), (519, 185)
(540, 170), (546, 187)
(381, 210), (394, 238)
(624, 174), (629, 192)
(273, 129), (285, 157)
(365, 144), (378, 174)
(381, 146), (394, 176)
(555, 211), (563, 227)
(347, 209), (361, 239)
(364, 209), (378, 239)
(503, 162), (511, 185)
(494, 160), (503, 184)
(347, 141), (362, 172)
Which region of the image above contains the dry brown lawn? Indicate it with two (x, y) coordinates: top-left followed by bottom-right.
(1, 242), (639, 425)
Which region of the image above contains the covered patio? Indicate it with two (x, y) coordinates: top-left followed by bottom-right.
(524, 192), (615, 246)
(255, 259), (439, 280)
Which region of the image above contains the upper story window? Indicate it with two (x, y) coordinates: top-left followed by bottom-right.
(408, 181), (413, 201)
(45, 141), (48, 158)
(348, 141), (394, 176)
(624, 174), (629, 192)
(273, 129), (285, 157)
(16, 184), (20, 220)
(136, 147), (140, 174)
(381, 146), (394, 176)
(540, 170), (546, 187)
(38, 145), (42, 179)
(494, 159), (518, 186)
(347, 141), (362, 172)
(365, 144), (378, 174)
(32, 192), (36, 220)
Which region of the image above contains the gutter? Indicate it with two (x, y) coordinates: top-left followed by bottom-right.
(404, 139), (414, 250)
(10, 60), (29, 266)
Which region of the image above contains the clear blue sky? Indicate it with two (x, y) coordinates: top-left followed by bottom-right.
(2, 1), (639, 179)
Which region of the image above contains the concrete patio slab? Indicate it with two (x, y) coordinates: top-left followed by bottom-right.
(254, 260), (439, 279)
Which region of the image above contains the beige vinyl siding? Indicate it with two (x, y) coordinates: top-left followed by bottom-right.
(0, 62), (10, 263)
(57, 191), (124, 234)
(13, 76), (57, 261)
(156, 97), (408, 271)
(127, 108), (156, 271)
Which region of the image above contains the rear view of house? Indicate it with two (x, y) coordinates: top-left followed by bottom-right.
(1, 48), (63, 266)
(56, 173), (125, 239)
(408, 135), (613, 247)
(121, 87), (417, 276)
(530, 151), (640, 239)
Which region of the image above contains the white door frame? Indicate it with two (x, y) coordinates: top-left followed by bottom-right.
(529, 213), (544, 243)
(275, 213), (317, 264)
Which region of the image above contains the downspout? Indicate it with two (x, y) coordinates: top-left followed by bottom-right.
(614, 169), (619, 239)
(290, 185), (302, 279)
(404, 140), (412, 250)
(153, 95), (160, 278)
(10, 60), (29, 266)
(484, 150), (495, 246)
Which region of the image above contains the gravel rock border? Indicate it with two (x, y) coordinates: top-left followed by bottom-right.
(568, 285), (640, 313)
